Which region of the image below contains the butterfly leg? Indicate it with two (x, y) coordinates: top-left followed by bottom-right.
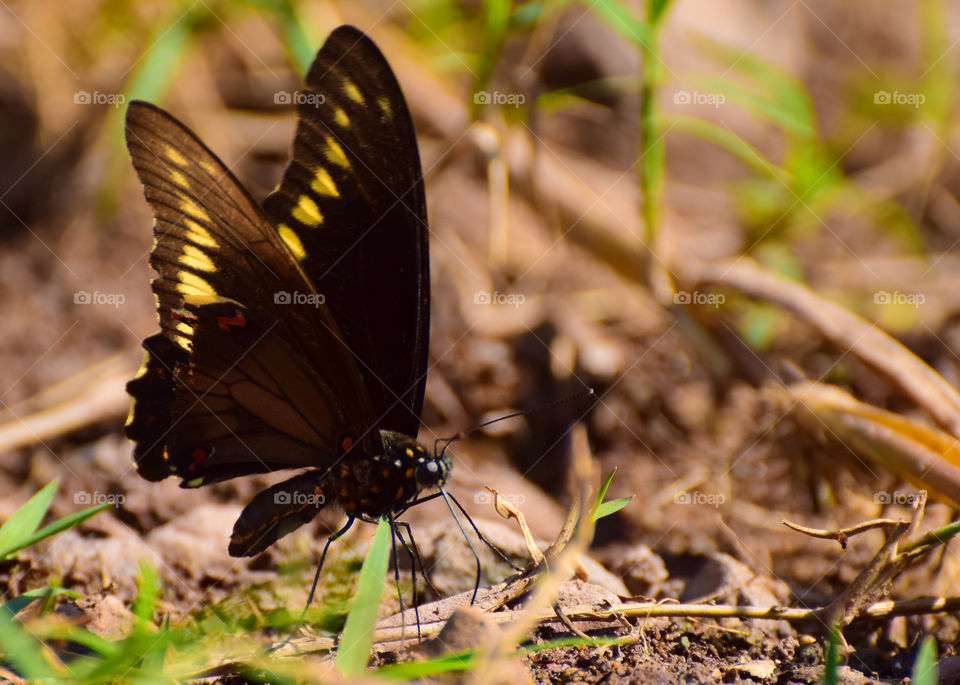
(438, 488), (482, 605)
(393, 520), (424, 642)
(446, 491), (522, 572)
(401, 491), (520, 573)
(386, 512), (408, 645)
(272, 516), (355, 653)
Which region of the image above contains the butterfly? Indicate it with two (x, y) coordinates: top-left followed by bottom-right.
(123, 26), (466, 597)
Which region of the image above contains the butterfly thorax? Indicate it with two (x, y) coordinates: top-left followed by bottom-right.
(329, 430), (450, 519)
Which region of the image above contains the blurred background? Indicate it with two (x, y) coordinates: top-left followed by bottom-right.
(1, 0), (960, 663)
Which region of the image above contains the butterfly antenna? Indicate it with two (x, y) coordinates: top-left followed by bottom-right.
(271, 517), (355, 654)
(439, 487), (482, 605)
(435, 387), (596, 458)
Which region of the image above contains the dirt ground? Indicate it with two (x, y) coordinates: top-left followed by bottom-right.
(1, 1), (960, 683)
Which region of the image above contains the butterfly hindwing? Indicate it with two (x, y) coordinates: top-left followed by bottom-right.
(124, 101), (383, 485)
(263, 26), (429, 438)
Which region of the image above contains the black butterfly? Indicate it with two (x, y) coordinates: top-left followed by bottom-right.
(124, 26), (464, 595)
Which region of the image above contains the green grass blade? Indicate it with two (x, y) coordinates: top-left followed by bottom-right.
(378, 650), (477, 679)
(822, 626), (841, 685)
(648, 0), (674, 26)
(664, 114), (788, 182)
(239, 0), (313, 73)
(591, 0), (652, 46)
(2, 586), (77, 619)
(132, 561), (161, 623)
(123, 6), (200, 104)
(335, 518), (391, 674)
(592, 496), (634, 521)
(590, 468), (634, 521)
(0, 480), (58, 559)
(912, 636), (938, 685)
(0, 596), (58, 679)
(595, 467), (617, 506)
(2, 502), (112, 561)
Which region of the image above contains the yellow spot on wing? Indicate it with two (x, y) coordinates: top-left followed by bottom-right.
(311, 168), (339, 197)
(124, 403), (135, 427)
(170, 170), (188, 187)
(175, 321), (193, 337)
(324, 136), (349, 168)
(405, 447), (414, 457)
(176, 270), (231, 306)
(172, 334), (193, 352)
(343, 81), (364, 104)
(277, 224), (306, 260)
(180, 244), (215, 272)
(185, 477), (204, 488)
(180, 199), (210, 222)
(178, 271), (215, 296)
(164, 144), (188, 166)
(183, 218), (217, 248)
(198, 159), (218, 176)
(377, 95), (392, 117)
(292, 195), (323, 226)
(333, 107), (350, 127)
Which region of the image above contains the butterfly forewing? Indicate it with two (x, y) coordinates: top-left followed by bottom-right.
(124, 101), (382, 484)
(263, 26), (429, 439)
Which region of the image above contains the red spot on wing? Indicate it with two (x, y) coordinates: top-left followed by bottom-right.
(189, 447), (210, 471)
(217, 310), (247, 331)
(341, 436), (353, 452)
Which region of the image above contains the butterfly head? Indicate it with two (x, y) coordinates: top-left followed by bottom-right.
(379, 430), (451, 495)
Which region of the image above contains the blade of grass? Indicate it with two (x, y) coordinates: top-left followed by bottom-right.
(822, 626), (841, 685)
(1, 501), (112, 562)
(912, 636), (938, 685)
(1, 586), (77, 618)
(0, 480), (58, 559)
(590, 468), (634, 521)
(335, 518), (391, 674)
(0, 597), (58, 679)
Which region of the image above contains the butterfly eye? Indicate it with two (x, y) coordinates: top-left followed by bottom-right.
(415, 459), (445, 487)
